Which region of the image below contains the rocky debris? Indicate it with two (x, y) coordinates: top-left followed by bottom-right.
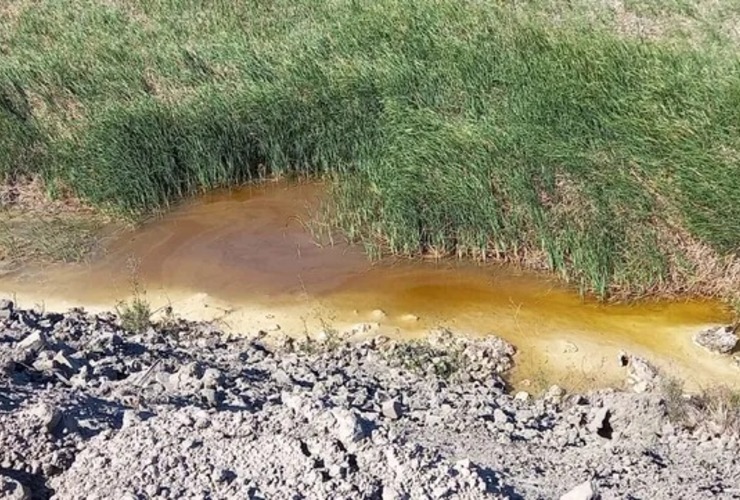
(694, 326), (738, 355)
(1, 304), (739, 499)
(620, 352), (661, 393)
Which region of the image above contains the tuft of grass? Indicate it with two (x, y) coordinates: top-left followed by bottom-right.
(1, 0), (739, 301)
(661, 377), (740, 435)
(115, 258), (151, 334)
(661, 377), (690, 424)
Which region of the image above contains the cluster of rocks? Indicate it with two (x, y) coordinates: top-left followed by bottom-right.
(1, 299), (739, 499)
(694, 325), (740, 365)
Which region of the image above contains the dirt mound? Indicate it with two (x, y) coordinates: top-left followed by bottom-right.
(1, 301), (738, 498)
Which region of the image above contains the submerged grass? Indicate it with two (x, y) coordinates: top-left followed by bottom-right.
(1, 0), (739, 300)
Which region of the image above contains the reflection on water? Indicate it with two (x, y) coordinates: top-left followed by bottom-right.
(0, 181), (735, 391)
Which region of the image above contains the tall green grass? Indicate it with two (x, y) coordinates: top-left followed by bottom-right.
(1, 0), (739, 297)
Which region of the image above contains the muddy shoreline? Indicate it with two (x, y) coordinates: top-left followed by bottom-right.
(1, 183), (737, 393)
(1, 300), (739, 499)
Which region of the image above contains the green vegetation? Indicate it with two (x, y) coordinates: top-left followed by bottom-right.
(115, 258), (152, 334)
(1, 0), (739, 299)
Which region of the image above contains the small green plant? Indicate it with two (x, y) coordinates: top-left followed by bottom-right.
(384, 340), (466, 379)
(115, 258), (151, 334)
(661, 377), (689, 424)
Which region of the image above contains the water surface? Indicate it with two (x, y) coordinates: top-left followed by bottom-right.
(1, 182), (735, 391)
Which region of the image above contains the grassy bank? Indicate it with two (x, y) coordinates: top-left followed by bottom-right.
(1, 0), (739, 300)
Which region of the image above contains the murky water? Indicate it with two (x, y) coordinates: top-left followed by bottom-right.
(1, 181), (736, 391)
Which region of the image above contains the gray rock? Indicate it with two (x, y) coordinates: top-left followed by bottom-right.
(382, 399), (403, 420)
(201, 367), (223, 388)
(122, 410), (141, 429)
(0, 303), (737, 500)
(331, 408), (367, 443)
(0, 299), (13, 320)
(493, 409), (509, 425)
(588, 407), (611, 437)
(693, 326), (738, 355)
(53, 350), (82, 375)
(0, 475), (30, 500)
(546, 385), (565, 401)
(18, 331), (47, 353)
(201, 388), (219, 407)
(514, 391), (530, 402)
(623, 354), (660, 393)
(560, 479), (597, 500)
(29, 403), (61, 433)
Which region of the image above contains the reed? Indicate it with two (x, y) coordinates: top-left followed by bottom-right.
(1, 0), (739, 299)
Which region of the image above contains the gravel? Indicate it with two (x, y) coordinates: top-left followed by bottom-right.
(1, 300), (739, 499)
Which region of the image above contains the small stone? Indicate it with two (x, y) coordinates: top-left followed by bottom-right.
(53, 351), (81, 373)
(201, 368), (223, 388)
(201, 388), (219, 407)
(18, 331), (47, 353)
(0, 299), (13, 320)
(29, 403), (61, 433)
(560, 479), (598, 500)
(370, 309), (387, 321)
(588, 408), (612, 438)
(315, 330), (331, 343)
(399, 314), (420, 322)
(693, 326), (738, 355)
(122, 410), (141, 429)
(194, 410), (211, 429)
(493, 409), (509, 425)
(546, 385), (565, 401)
(281, 391), (304, 413)
(331, 408), (367, 443)
(31, 351), (55, 372)
(382, 399), (403, 420)
(514, 391), (530, 402)
(273, 369), (293, 386)
(623, 354), (660, 393)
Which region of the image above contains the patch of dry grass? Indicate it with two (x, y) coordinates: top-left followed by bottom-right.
(662, 377), (740, 435)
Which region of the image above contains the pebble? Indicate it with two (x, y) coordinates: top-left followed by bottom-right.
(29, 403), (61, 433)
(382, 399), (403, 420)
(18, 331), (47, 352)
(514, 391), (530, 402)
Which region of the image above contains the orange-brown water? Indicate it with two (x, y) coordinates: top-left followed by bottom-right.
(1, 182), (736, 391)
